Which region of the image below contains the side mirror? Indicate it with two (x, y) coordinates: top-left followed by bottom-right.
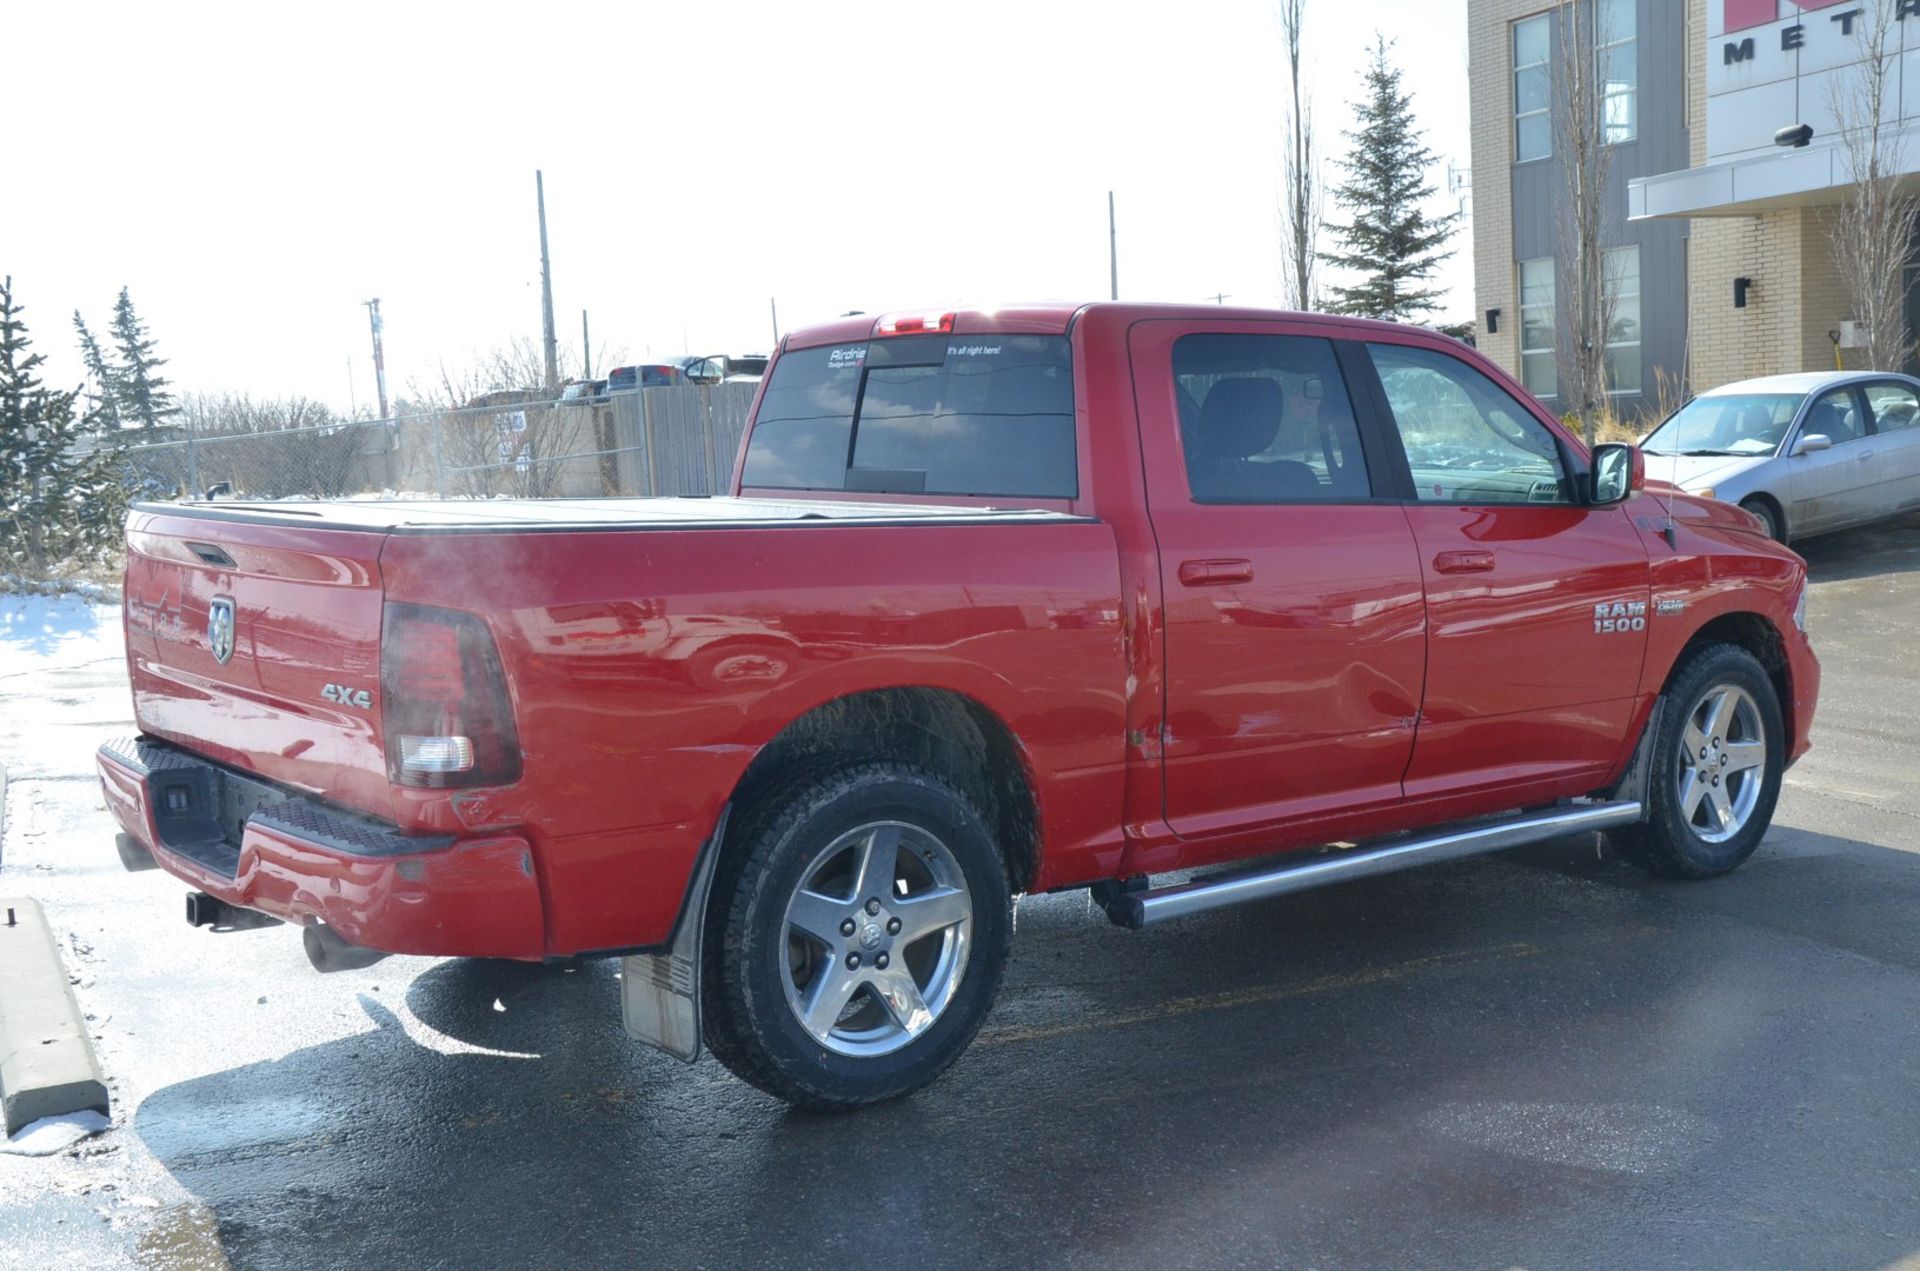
(1589, 443), (1642, 506)
(1792, 432), (1833, 456)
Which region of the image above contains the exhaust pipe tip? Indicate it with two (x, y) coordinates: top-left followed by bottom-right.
(116, 833), (158, 873)
(303, 923), (389, 974)
(185, 892), (284, 931)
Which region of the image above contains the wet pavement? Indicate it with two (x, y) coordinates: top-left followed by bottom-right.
(4, 514), (1920, 1269)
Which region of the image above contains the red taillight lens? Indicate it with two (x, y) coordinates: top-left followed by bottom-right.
(875, 312), (956, 336)
(381, 603), (521, 789)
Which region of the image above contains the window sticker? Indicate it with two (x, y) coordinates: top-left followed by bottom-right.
(947, 344), (1004, 358)
(827, 346), (867, 370)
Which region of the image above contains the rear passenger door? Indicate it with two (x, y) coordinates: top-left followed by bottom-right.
(1355, 339), (1651, 806)
(1859, 380), (1920, 518)
(1131, 321), (1428, 851)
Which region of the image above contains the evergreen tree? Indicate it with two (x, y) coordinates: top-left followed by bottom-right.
(1320, 37), (1457, 322)
(0, 278), (124, 572)
(109, 286), (177, 429)
(73, 311), (120, 428)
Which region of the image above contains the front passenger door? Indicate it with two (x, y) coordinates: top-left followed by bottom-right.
(1788, 385), (1874, 533)
(1360, 340), (1651, 807)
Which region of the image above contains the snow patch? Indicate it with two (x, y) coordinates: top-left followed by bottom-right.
(0, 594), (122, 672)
(0, 1110), (111, 1157)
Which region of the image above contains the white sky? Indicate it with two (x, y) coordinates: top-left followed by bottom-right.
(8, 0), (1472, 411)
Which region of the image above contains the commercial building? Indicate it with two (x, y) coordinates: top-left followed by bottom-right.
(1469, 0), (1915, 418)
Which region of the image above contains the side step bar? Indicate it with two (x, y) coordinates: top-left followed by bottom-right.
(1100, 801), (1643, 930)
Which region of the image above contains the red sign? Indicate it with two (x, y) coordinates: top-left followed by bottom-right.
(1724, 0), (1851, 34)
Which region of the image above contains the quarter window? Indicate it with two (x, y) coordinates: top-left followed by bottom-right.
(1864, 382), (1920, 432)
(1514, 15), (1551, 162)
(1171, 334), (1372, 503)
(1520, 257), (1557, 398)
(1366, 343), (1573, 505)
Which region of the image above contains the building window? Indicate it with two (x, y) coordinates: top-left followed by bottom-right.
(1520, 257), (1557, 397)
(1606, 245), (1642, 396)
(1598, 0), (1637, 144)
(1514, 15), (1551, 162)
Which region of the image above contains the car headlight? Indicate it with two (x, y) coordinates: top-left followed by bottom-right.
(1793, 580), (1808, 634)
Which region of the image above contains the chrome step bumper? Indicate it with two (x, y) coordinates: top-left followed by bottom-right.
(1099, 801), (1644, 930)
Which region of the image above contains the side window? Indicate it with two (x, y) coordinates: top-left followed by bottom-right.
(1864, 382), (1920, 433)
(1172, 334), (1371, 504)
(1802, 387), (1864, 445)
(1366, 343), (1573, 505)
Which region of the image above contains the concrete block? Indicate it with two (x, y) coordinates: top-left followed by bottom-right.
(0, 898), (109, 1136)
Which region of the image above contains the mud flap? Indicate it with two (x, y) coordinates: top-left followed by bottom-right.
(621, 809), (727, 1063)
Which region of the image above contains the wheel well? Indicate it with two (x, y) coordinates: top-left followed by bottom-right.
(1672, 612), (1793, 740)
(1737, 492), (1785, 537)
(730, 688), (1042, 892)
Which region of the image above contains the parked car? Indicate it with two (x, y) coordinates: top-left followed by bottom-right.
(97, 302), (1818, 1111)
(557, 378), (607, 405)
(681, 353), (769, 385)
(605, 363), (682, 392)
(1640, 370), (1920, 542)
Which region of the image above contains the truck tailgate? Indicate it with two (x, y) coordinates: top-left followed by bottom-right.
(123, 508), (394, 821)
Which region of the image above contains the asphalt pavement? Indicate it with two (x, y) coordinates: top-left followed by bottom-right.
(4, 513), (1920, 1269)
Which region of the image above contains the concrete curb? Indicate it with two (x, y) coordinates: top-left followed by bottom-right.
(0, 898), (109, 1136)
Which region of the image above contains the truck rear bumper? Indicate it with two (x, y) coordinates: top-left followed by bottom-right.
(95, 737), (547, 960)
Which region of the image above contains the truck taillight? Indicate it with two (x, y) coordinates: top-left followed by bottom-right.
(381, 603), (521, 789)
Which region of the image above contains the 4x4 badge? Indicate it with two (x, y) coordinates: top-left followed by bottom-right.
(322, 683), (374, 710)
(208, 597), (236, 665)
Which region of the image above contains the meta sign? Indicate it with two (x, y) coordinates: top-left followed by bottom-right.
(1707, 0), (1920, 159)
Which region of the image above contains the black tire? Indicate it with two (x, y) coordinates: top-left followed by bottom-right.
(1608, 643), (1785, 879)
(701, 762), (1012, 1110)
(1741, 497), (1786, 543)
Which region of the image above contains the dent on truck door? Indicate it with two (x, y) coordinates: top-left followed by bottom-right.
(1360, 341), (1650, 804)
(1130, 322), (1428, 848)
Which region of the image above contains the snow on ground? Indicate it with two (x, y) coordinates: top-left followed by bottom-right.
(0, 592), (123, 677)
(0, 1111), (111, 1158)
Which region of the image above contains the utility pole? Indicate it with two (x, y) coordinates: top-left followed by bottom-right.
(536, 170), (559, 392)
(581, 309), (591, 379)
(362, 298), (389, 420)
(1207, 293), (1230, 305)
(1108, 191), (1119, 301)
(770, 297), (780, 347)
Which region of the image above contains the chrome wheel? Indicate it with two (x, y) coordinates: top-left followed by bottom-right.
(1675, 684), (1766, 845)
(780, 821), (974, 1057)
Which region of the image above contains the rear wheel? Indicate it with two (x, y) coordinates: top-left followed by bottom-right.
(1608, 643), (1784, 878)
(1741, 496), (1786, 543)
(702, 763), (1011, 1109)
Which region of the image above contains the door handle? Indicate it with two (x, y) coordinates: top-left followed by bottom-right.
(1179, 558), (1254, 587)
(1856, 450), (1875, 461)
(1433, 550), (1496, 574)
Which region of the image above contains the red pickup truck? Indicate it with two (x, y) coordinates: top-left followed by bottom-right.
(98, 303), (1819, 1109)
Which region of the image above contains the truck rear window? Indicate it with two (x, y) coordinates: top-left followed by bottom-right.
(742, 334), (1076, 498)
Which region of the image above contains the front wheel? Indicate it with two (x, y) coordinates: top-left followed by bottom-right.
(1608, 643), (1784, 878)
(701, 763), (1011, 1110)
(1741, 497), (1786, 543)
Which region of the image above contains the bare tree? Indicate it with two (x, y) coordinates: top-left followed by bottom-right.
(1827, 0), (1920, 373)
(1277, 0), (1321, 311)
(1553, 0), (1621, 444)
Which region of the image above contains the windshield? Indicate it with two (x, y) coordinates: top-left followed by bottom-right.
(1642, 392), (1803, 456)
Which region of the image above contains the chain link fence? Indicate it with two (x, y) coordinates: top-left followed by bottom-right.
(108, 383), (759, 503)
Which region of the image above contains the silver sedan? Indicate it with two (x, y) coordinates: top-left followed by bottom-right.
(1642, 370), (1920, 542)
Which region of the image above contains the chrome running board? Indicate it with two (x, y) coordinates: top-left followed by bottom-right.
(1101, 801), (1644, 930)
